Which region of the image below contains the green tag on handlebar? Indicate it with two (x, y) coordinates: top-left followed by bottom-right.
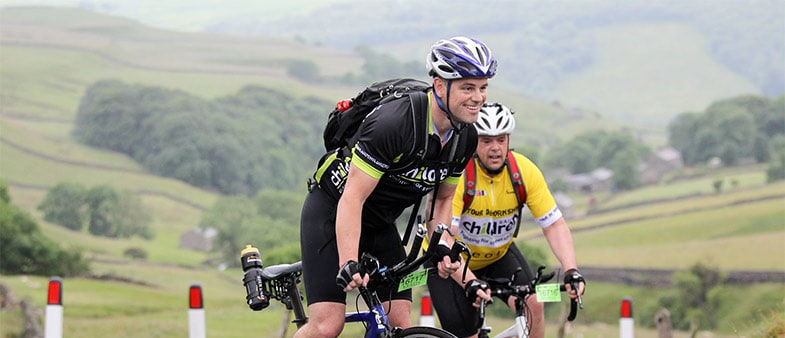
(398, 269), (429, 292)
(535, 284), (561, 302)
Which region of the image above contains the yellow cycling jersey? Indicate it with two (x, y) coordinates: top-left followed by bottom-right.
(452, 151), (562, 270)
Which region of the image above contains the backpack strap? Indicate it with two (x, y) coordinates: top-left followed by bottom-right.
(409, 91), (429, 160)
(462, 157), (477, 214)
(461, 151), (528, 237)
(401, 196), (422, 246)
(400, 90), (432, 246)
(505, 150), (527, 237)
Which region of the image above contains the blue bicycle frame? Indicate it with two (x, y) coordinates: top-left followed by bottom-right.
(344, 301), (389, 338)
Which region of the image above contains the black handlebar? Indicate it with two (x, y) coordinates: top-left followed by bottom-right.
(360, 223), (469, 286)
(482, 265), (581, 322)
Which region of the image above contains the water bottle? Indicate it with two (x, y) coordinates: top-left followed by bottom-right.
(241, 244), (269, 310)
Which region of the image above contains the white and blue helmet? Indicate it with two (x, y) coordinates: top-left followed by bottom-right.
(427, 36), (497, 79)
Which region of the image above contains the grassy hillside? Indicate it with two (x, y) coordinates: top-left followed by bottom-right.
(381, 23), (760, 128)
(2, 177), (782, 337)
(0, 6), (783, 338)
(555, 22), (759, 126)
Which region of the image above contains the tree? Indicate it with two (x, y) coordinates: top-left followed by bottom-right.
(545, 139), (596, 174)
(85, 185), (121, 237)
(543, 130), (645, 189)
(669, 94), (783, 166)
(668, 112), (703, 165)
(37, 182), (88, 231)
(709, 107), (756, 166)
(609, 147), (640, 190)
(74, 184), (154, 239)
(73, 79), (328, 196)
(201, 195), (259, 267)
(255, 189), (304, 226)
(0, 181), (89, 276)
(767, 135), (785, 182)
(113, 191), (154, 239)
(672, 263), (726, 330)
(286, 59), (321, 82)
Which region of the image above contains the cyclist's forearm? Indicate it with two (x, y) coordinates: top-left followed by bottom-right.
(426, 185), (458, 243)
(336, 199), (362, 265)
(542, 217), (578, 271)
(336, 164), (378, 265)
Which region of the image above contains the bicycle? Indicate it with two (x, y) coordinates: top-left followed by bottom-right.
(476, 265), (583, 338)
(241, 223), (470, 338)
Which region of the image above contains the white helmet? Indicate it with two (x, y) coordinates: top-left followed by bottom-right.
(426, 36), (497, 79)
(475, 103), (515, 136)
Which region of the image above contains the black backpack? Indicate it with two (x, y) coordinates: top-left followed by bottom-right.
(322, 78), (431, 156)
(319, 78), (433, 246)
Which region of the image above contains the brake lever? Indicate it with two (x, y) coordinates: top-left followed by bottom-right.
(449, 240), (469, 262)
(358, 252), (380, 277)
(449, 241), (471, 283)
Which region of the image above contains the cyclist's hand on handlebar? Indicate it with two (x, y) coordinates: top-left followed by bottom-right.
(464, 279), (491, 308)
(563, 268), (586, 299)
(436, 250), (460, 278)
(336, 260), (369, 292)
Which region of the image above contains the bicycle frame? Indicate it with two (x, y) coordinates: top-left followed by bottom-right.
(476, 266), (581, 338)
(260, 262), (398, 337)
(478, 297), (531, 338)
(492, 317), (530, 338)
(250, 223), (462, 338)
(345, 291), (392, 338)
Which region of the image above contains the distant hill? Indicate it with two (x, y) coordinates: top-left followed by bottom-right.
(4, 0), (780, 128)
(0, 6), (632, 152)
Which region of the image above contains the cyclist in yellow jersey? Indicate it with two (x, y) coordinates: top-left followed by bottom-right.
(427, 103), (586, 338)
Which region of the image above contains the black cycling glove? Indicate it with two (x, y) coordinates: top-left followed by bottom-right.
(336, 260), (360, 289)
(430, 243), (452, 265)
(464, 279), (489, 303)
(564, 269), (586, 289)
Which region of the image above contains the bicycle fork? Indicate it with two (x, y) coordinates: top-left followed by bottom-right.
(351, 287), (392, 338)
(478, 298), (531, 338)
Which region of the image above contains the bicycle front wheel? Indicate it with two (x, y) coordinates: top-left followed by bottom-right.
(394, 326), (457, 338)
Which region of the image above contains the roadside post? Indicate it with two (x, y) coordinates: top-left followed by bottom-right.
(189, 284), (206, 338)
(45, 276), (63, 338)
(419, 292), (435, 327)
(620, 296), (634, 338)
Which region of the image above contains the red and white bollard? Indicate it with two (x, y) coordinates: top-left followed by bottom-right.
(188, 284), (205, 338)
(419, 292), (435, 327)
(620, 296), (634, 338)
(45, 276), (63, 338)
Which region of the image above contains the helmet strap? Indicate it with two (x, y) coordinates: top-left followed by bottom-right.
(434, 80), (465, 132)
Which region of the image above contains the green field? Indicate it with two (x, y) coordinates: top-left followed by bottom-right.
(1, 7), (783, 338)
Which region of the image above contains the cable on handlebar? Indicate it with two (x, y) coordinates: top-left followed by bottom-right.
(405, 220), (427, 264)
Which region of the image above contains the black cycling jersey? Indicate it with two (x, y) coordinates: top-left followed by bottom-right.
(314, 94), (478, 228)
(302, 93), (477, 306)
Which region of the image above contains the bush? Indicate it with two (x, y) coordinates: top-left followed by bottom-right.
(123, 247), (148, 260)
(760, 310), (785, 337)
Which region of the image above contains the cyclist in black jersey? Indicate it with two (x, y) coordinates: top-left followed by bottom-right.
(296, 36), (498, 338)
